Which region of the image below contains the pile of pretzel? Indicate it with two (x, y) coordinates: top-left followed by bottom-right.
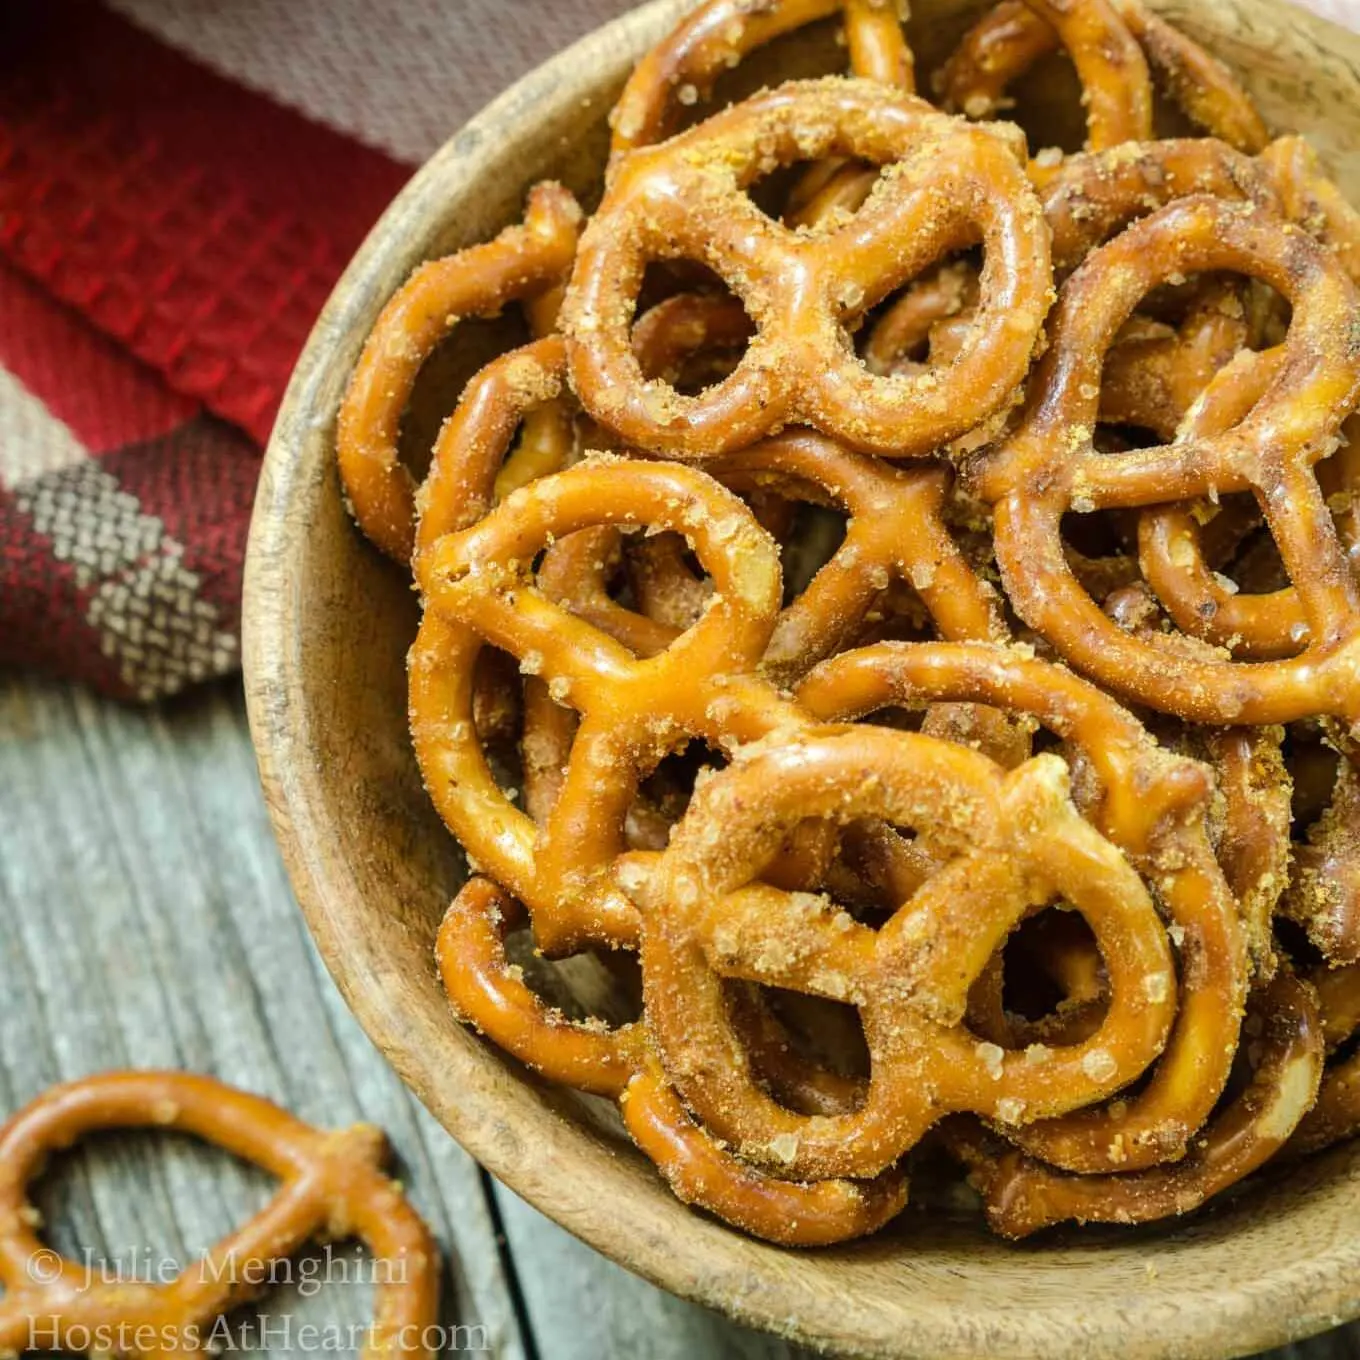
(338, 0), (1360, 1245)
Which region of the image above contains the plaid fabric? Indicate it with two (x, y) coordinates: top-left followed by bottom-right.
(0, 0), (1351, 700)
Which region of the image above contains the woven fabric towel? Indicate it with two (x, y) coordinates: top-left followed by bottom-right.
(0, 0), (1351, 699)
(0, 0), (626, 700)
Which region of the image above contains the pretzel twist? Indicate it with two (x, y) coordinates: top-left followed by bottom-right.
(632, 716), (1180, 1180)
(338, 183), (582, 563)
(797, 641), (1246, 1172)
(0, 1073), (438, 1359)
(1290, 962), (1360, 1155)
(938, 0), (1265, 164)
(970, 196), (1360, 730)
(610, 0), (914, 159)
(565, 79), (1051, 458)
(412, 457), (810, 956)
(952, 971), (1324, 1236)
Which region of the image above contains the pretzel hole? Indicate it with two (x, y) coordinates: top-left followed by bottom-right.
(629, 739), (730, 852)
(506, 920), (645, 1029)
(402, 311), (530, 485)
(33, 1126), (279, 1281)
(729, 981), (870, 1115)
(855, 250), (981, 377)
(997, 908), (1108, 1031)
(1286, 726), (1340, 834)
(781, 503), (848, 604)
(632, 274), (754, 394)
(978, 48), (1088, 162)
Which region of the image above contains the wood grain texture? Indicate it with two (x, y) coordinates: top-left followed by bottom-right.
(241, 1), (1360, 1357)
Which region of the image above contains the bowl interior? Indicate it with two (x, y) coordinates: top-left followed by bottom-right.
(244, 2), (1360, 1356)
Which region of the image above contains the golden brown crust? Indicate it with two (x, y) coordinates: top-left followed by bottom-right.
(0, 1073), (439, 1358)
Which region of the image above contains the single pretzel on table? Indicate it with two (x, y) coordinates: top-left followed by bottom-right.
(337, 182), (582, 564)
(968, 195), (1360, 731)
(937, 0), (1266, 171)
(564, 78), (1051, 458)
(796, 640), (1247, 1174)
(0, 1072), (438, 1358)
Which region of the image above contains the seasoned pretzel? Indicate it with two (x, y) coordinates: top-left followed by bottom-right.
(565, 78), (1051, 458)
(1203, 726), (1290, 977)
(938, 0), (1265, 162)
(797, 640), (1247, 1172)
(610, 0), (914, 158)
(938, 0), (1152, 184)
(1136, 363), (1360, 662)
(338, 183), (581, 563)
(970, 196), (1360, 730)
(1281, 756), (1360, 966)
(1040, 137), (1278, 274)
(1263, 135), (1360, 286)
(632, 719), (1178, 1180)
(436, 880), (906, 1248)
(412, 458), (818, 956)
(0, 1072), (438, 1359)
(620, 1060), (908, 1246)
(952, 971), (1324, 1236)
(1290, 962), (1360, 1155)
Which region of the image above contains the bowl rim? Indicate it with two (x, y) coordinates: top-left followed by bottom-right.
(243, 2), (1360, 1356)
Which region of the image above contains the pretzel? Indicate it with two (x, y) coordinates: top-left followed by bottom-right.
(564, 78), (1051, 458)
(1280, 755), (1360, 966)
(610, 0), (914, 159)
(1263, 135), (1360, 286)
(951, 970), (1324, 1236)
(938, 0), (1266, 166)
(631, 716), (1180, 1181)
(0, 1072), (438, 1358)
(797, 640), (1247, 1172)
(970, 195), (1360, 730)
(1040, 138), (1279, 274)
(437, 880), (907, 1247)
(1290, 962), (1360, 1155)
(412, 457), (822, 957)
(1135, 364), (1360, 662)
(938, 0), (1152, 185)
(338, 182), (582, 563)
(1203, 726), (1290, 977)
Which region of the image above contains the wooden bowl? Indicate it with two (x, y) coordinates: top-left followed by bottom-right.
(243, 3), (1360, 1355)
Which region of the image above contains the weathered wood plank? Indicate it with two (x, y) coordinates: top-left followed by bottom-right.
(0, 675), (527, 1358)
(490, 1182), (807, 1360)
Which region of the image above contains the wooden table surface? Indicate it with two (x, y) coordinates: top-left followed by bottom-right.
(0, 668), (1355, 1359)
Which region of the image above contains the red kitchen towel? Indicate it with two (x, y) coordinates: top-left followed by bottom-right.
(0, 1), (408, 699)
